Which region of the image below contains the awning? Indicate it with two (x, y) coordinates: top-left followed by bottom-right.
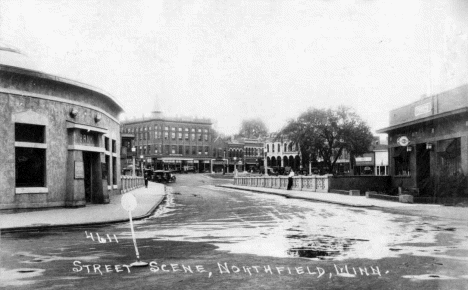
(159, 157), (194, 161)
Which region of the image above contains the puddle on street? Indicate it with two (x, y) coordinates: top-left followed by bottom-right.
(117, 190), (468, 261)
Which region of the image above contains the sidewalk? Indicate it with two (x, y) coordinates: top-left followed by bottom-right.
(216, 184), (417, 208)
(0, 182), (167, 233)
(215, 184), (468, 222)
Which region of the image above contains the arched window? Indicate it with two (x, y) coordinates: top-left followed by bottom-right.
(278, 144), (280, 152)
(267, 144), (269, 152)
(284, 143), (287, 152)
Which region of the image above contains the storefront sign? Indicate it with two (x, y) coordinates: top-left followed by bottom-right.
(355, 157), (372, 162)
(397, 136), (410, 146)
(75, 161), (84, 179)
(414, 102), (432, 116)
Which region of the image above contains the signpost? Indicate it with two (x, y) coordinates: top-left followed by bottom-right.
(121, 192), (148, 267)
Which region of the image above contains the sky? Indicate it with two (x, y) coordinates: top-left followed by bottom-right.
(1, 0), (467, 136)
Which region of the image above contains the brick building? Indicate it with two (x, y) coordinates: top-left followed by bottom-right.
(121, 106), (213, 173)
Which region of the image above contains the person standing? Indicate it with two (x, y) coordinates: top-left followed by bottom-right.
(287, 169), (294, 190)
(144, 174), (149, 188)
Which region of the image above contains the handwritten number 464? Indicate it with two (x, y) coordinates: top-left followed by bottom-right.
(85, 231), (119, 243)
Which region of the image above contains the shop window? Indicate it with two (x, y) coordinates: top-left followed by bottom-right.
(394, 147), (410, 176)
(15, 123), (46, 188)
(171, 145), (176, 154)
(437, 138), (461, 176)
(178, 145), (183, 154)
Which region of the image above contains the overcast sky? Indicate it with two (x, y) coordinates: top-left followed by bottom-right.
(1, 0), (467, 135)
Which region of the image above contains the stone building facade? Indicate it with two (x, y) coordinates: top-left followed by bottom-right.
(0, 45), (124, 209)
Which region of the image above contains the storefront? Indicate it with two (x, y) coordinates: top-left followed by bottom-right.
(377, 85), (468, 202)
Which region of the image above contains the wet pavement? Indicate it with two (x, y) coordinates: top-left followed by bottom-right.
(1, 174), (468, 289)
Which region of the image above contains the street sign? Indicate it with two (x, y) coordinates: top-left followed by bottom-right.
(121, 193), (137, 212)
(397, 136), (409, 146)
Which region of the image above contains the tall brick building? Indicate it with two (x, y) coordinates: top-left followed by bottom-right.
(121, 105), (213, 173)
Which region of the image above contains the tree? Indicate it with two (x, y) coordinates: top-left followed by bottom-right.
(278, 106), (374, 174)
(237, 118), (268, 139)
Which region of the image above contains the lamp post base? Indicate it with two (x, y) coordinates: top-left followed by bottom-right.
(130, 261), (149, 267)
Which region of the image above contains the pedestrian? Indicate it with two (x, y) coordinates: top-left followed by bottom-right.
(144, 174), (149, 188)
(287, 169), (294, 190)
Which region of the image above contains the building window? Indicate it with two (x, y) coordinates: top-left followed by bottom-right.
(267, 144), (269, 153)
(178, 132), (182, 140)
(112, 157), (117, 185)
(198, 129), (201, 133)
(198, 134), (202, 141)
(205, 146), (209, 155)
(164, 145), (170, 154)
(164, 132), (168, 140)
(185, 146), (190, 155)
(179, 145), (183, 155)
(272, 144), (275, 153)
(171, 132), (175, 140)
(185, 133), (189, 140)
(198, 146), (202, 155)
(191, 133), (195, 141)
(284, 144), (287, 152)
(112, 140), (116, 153)
(178, 127), (182, 131)
(171, 145), (176, 154)
(185, 128), (189, 132)
(15, 123), (46, 187)
(204, 134), (208, 142)
(192, 146), (196, 155)
(105, 155), (110, 185)
(278, 144), (280, 152)
(164, 126), (168, 130)
(105, 137), (109, 151)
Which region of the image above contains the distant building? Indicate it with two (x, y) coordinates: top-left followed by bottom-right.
(377, 84), (468, 201)
(264, 136), (301, 170)
(0, 43), (124, 209)
(354, 137), (389, 176)
(121, 103), (213, 173)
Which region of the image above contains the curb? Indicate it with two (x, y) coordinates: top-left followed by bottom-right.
(0, 194), (167, 234)
(215, 184), (375, 208)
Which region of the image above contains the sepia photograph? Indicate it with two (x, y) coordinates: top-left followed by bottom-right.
(1, 0), (468, 289)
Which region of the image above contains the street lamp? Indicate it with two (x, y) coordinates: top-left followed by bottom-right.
(131, 147), (136, 176)
(140, 155), (144, 177)
(233, 157), (237, 176)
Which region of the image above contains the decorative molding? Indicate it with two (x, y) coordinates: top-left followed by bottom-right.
(15, 187), (48, 194)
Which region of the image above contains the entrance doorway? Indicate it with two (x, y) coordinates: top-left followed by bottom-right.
(83, 151), (102, 203)
(416, 144), (431, 196)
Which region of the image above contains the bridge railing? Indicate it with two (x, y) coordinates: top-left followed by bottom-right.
(121, 175), (145, 193)
(233, 175), (332, 193)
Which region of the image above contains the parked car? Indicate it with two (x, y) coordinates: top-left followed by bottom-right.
(267, 168), (279, 176)
(153, 170), (176, 183)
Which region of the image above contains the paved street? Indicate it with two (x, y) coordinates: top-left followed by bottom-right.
(1, 174), (468, 289)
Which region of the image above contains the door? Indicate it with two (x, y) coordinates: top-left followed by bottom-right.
(83, 152), (93, 203)
(416, 144), (431, 196)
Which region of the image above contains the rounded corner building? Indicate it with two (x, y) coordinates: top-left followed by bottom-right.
(0, 43), (124, 210)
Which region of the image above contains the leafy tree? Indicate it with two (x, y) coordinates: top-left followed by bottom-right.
(237, 118), (268, 139)
(278, 106), (373, 173)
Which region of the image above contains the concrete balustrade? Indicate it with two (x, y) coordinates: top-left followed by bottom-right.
(121, 175), (145, 193)
(233, 175), (332, 193)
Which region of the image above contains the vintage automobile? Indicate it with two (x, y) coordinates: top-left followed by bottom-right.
(152, 170), (176, 183)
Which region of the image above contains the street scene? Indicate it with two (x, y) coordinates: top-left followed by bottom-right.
(1, 0), (468, 289)
(2, 174), (468, 289)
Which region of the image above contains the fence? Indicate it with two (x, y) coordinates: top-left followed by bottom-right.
(234, 175), (332, 192)
(121, 175), (145, 193)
